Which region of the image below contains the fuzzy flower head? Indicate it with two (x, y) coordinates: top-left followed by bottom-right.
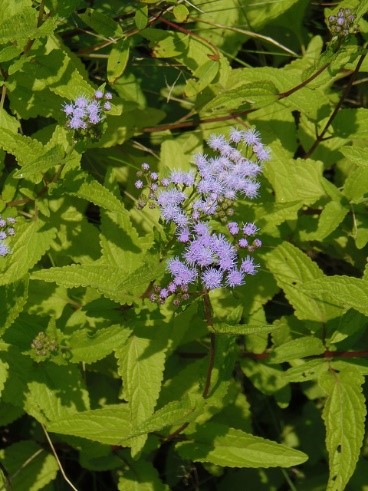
(328, 8), (356, 40)
(62, 89), (113, 139)
(136, 127), (267, 304)
(0, 215), (16, 257)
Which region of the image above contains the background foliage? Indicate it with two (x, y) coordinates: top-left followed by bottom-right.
(0, 0), (368, 489)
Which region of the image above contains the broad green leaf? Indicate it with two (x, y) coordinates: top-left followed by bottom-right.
(107, 38), (130, 85)
(265, 142), (326, 204)
(116, 327), (168, 456)
(24, 364), (90, 424)
(301, 276), (368, 317)
(319, 367), (366, 491)
(173, 4), (189, 22)
(0, 279), (29, 334)
(0, 127), (44, 166)
(13, 144), (66, 179)
(257, 201), (303, 234)
(0, 7), (37, 42)
(309, 200), (349, 240)
(333, 108), (368, 141)
(265, 242), (343, 321)
(0, 220), (57, 286)
(241, 360), (289, 396)
(285, 359), (329, 382)
(69, 324), (132, 363)
(270, 336), (325, 364)
(48, 405), (132, 445)
(1, 441), (58, 491)
(177, 423), (308, 468)
(343, 166), (368, 203)
(340, 146), (368, 167)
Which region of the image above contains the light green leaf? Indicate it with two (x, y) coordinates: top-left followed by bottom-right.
(14, 145), (66, 179)
(118, 458), (169, 491)
(340, 146), (368, 167)
(0, 220), (57, 286)
(270, 336), (325, 364)
(116, 328), (168, 456)
(265, 242), (343, 321)
(214, 323), (280, 335)
(69, 324), (132, 363)
(319, 367), (366, 491)
(48, 405), (132, 445)
(185, 60), (219, 97)
(134, 6), (148, 30)
(343, 166), (368, 203)
(173, 4), (189, 22)
(107, 38), (130, 85)
(265, 142), (326, 204)
(310, 200), (349, 240)
(0, 127), (45, 166)
(285, 359), (329, 382)
(1, 441), (58, 491)
(177, 423), (308, 468)
(301, 276), (368, 317)
(31, 260), (162, 304)
(0, 359), (9, 398)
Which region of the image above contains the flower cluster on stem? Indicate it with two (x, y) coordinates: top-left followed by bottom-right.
(328, 8), (356, 40)
(136, 127), (269, 304)
(62, 90), (112, 136)
(0, 216), (16, 256)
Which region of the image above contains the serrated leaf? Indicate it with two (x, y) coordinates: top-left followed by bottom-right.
(0, 221), (57, 286)
(69, 324), (132, 363)
(301, 276), (368, 317)
(116, 327), (168, 456)
(177, 423), (308, 468)
(311, 200), (349, 240)
(319, 367), (366, 491)
(48, 405), (132, 445)
(1, 441), (58, 491)
(265, 242), (343, 321)
(340, 146), (368, 167)
(13, 145), (66, 179)
(31, 260), (162, 304)
(0, 278), (29, 334)
(343, 166), (368, 203)
(265, 142), (326, 204)
(118, 457), (169, 491)
(0, 7), (37, 42)
(270, 336), (325, 364)
(107, 38), (130, 85)
(285, 359), (329, 382)
(0, 127), (44, 166)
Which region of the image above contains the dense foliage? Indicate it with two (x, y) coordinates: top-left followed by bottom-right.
(0, 1), (368, 489)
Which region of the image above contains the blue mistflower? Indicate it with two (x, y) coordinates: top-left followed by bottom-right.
(62, 89), (112, 132)
(0, 215), (16, 257)
(136, 126), (267, 301)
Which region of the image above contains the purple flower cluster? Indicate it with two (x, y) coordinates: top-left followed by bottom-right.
(328, 8), (356, 39)
(62, 90), (112, 131)
(136, 127), (268, 303)
(0, 216), (16, 257)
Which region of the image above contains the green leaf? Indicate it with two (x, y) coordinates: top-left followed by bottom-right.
(265, 142), (326, 204)
(0, 279), (28, 334)
(173, 5), (189, 23)
(270, 336), (325, 364)
(79, 9), (123, 38)
(61, 170), (126, 214)
(107, 38), (130, 85)
(310, 200), (349, 240)
(203, 81), (278, 113)
(13, 144), (66, 179)
(319, 367), (367, 491)
(116, 327), (168, 456)
(31, 260), (162, 304)
(343, 166), (368, 203)
(214, 323), (280, 335)
(177, 423), (308, 468)
(0, 220), (57, 286)
(48, 405), (132, 445)
(0, 359), (9, 398)
(1, 441), (58, 491)
(185, 60), (220, 97)
(265, 242), (343, 321)
(301, 276), (368, 317)
(118, 457), (169, 491)
(69, 324), (132, 363)
(134, 6), (148, 30)
(340, 146), (368, 167)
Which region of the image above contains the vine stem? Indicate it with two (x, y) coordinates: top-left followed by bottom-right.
(303, 52), (366, 159)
